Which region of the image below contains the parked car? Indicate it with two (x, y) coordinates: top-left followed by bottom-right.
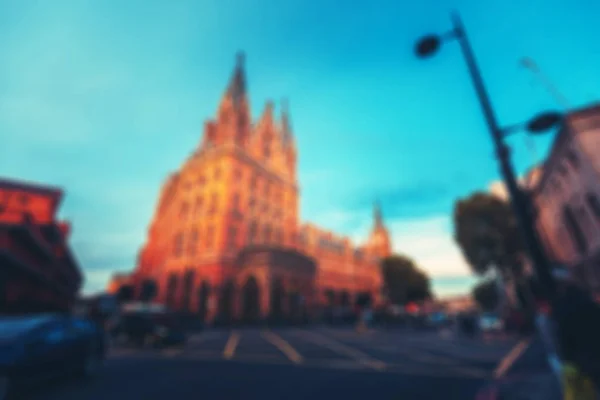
(479, 313), (504, 332)
(113, 309), (186, 348)
(0, 314), (105, 399)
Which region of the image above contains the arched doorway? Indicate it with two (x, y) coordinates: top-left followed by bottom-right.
(218, 279), (236, 324)
(181, 270), (195, 312)
(288, 291), (302, 321)
(340, 291), (351, 307)
(270, 278), (285, 321)
(241, 276), (260, 323)
(355, 292), (373, 308)
(165, 274), (178, 309)
(324, 289), (336, 323)
(197, 281), (211, 322)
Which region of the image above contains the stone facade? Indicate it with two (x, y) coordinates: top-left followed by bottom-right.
(113, 53), (390, 322)
(532, 103), (600, 294)
(0, 177), (82, 313)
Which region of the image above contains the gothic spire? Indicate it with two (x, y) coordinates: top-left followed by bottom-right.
(225, 51), (247, 108)
(374, 200), (384, 229)
(281, 98), (293, 144)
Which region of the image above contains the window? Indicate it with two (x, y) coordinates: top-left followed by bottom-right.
(189, 229), (199, 255)
(587, 193), (600, 220)
(274, 228), (283, 244)
(232, 193), (240, 210)
(214, 168), (222, 179)
(19, 195), (28, 206)
(248, 221), (257, 244)
(228, 227), (237, 248)
(566, 150), (580, 169)
(71, 319), (93, 333)
(180, 202), (189, 218)
(43, 326), (67, 344)
(209, 194), (218, 214)
(174, 233), (184, 256)
(563, 206), (587, 254)
(250, 175), (257, 189)
(197, 176), (206, 186)
(265, 182), (270, 197)
(206, 226), (214, 248)
(249, 198), (256, 209)
(551, 179), (561, 193)
(195, 196), (204, 214)
(233, 168), (242, 181)
(263, 224), (272, 242)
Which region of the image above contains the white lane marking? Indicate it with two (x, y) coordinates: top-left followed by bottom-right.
(297, 330), (386, 370)
(223, 331), (241, 360)
(261, 331), (303, 364)
(493, 338), (531, 378)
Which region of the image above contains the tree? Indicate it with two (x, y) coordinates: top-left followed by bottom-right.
(139, 279), (158, 303)
(472, 279), (500, 312)
(453, 192), (524, 278)
(116, 284), (135, 304)
(381, 255), (432, 305)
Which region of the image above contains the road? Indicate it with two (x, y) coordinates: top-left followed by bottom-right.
(35, 327), (523, 400)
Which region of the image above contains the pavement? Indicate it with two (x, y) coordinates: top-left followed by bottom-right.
(475, 335), (563, 400)
(31, 327), (531, 400)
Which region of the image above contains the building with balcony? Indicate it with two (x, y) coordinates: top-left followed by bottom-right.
(0, 177), (83, 314)
(532, 103), (600, 294)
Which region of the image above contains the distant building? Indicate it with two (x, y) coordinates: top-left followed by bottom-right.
(106, 273), (132, 294)
(439, 295), (475, 314)
(109, 53), (389, 323)
(531, 103), (600, 294)
(0, 177), (83, 314)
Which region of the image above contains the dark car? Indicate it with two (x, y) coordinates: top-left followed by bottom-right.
(114, 309), (186, 348)
(0, 314), (105, 399)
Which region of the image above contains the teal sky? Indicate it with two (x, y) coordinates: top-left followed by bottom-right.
(1, 0), (598, 297)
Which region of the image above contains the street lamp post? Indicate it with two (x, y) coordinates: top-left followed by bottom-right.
(415, 11), (560, 307)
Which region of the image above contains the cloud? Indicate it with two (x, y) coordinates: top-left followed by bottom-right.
(311, 208), (473, 279)
(346, 181), (453, 220)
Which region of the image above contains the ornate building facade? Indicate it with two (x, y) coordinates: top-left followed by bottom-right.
(117, 54), (391, 322)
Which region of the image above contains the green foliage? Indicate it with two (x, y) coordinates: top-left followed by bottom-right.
(472, 279), (499, 312)
(453, 192), (524, 276)
(380, 255), (432, 305)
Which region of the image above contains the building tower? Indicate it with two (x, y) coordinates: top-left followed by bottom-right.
(367, 201), (392, 259)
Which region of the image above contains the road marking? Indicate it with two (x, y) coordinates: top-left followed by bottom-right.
(223, 331), (240, 360)
(493, 338), (531, 378)
(261, 331), (303, 364)
(188, 331), (221, 344)
(297, 330), (386, 370)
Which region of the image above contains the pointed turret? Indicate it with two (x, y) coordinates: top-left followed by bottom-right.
(226, 52), (247, 108)
(213, 52), (251, 146)
(368, 201), (391, 259)
(374, 201), (384, 230)
(260, 100), (275, 126)
(280, 98), (293, 145)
